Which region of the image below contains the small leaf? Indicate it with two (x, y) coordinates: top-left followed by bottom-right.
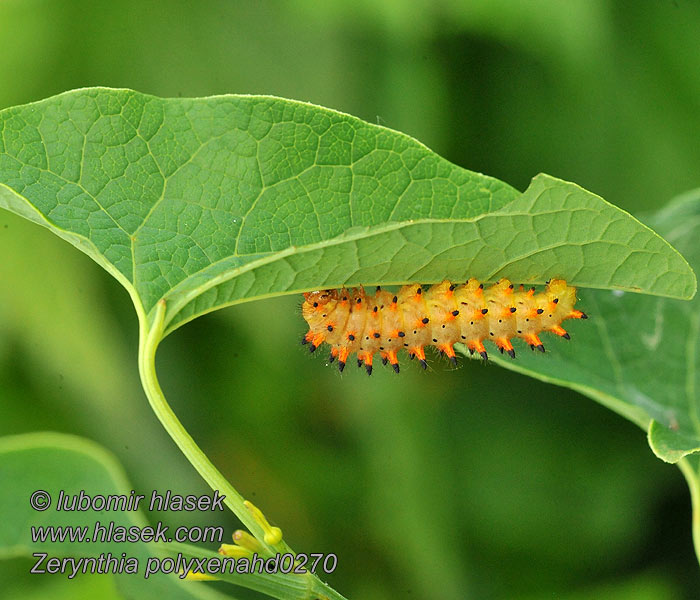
(0, 432), (232, 599)
(0, 88), (694, 340)
(0, 432), (331, 600)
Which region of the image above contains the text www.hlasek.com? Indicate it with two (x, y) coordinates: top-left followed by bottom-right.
(28, 489), (338, 579)
(31, 520), (222, 545)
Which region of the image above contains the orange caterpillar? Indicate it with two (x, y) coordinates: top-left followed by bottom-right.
(301, 279), (587, 374)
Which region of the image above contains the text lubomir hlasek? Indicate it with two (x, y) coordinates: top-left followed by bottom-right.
(55, 489), (225, 512)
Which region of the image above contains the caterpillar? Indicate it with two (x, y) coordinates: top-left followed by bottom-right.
(301, 278), (587, 375)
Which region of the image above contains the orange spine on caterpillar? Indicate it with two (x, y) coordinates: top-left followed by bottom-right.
(301, 278), (587, 375)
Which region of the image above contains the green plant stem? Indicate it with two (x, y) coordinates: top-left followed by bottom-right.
(138, 300), (266, 539)
(678, 457), (700, 565)
(138, 299), (348, 600)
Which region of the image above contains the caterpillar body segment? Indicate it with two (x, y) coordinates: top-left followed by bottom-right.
(301, 279), (587, 375)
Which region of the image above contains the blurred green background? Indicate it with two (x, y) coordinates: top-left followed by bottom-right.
(1, 1), (699, 599)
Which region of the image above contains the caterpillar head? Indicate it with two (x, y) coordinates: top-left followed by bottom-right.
(302, 289), (337, 319)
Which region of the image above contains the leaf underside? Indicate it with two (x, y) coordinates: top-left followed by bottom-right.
(481, 191), (700, 462)
(0, 88), (694, 340)
(475, 190), (700, 563)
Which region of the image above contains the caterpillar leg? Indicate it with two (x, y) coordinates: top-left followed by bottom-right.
(524, 334), (545, 353)
(337, 347), (350, 373)
(363, 353), (374, 376)
(549, 325), (570, 340)
(308, 332), (325, 352)
(438, 344), (458, 366)
(356, 351), (374, 375)
(386, 350), (400, 373)
(468, 340), (488, 361)
(496, 338), (516, 359)
(410, 346), (427, 370)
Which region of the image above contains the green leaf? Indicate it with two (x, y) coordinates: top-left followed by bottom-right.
(481, 190), (700, 561)
(1, 563), (123, 600)
(0, 432), (342, 600)
(0, 432), (233, 599)
(0, 88), (694, 339)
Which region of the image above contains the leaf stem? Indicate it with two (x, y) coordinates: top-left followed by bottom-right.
(138, 300), (264, 538)
(138, 299), (348, 600)
(677, 458), (700, 565)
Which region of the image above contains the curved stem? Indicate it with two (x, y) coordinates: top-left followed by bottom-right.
(138, 300), (269, 544)
(138, 300), (348, 600)
(678, 457), (700, 565)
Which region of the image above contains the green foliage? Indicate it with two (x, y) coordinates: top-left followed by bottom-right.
(0, 89), (693, 337)
(0, 432), (229, 599)
(0, 87), (698, 597)
(482, 192), (700, 562)
(0, 432), (345, 600)
(486, 191), (700, 462)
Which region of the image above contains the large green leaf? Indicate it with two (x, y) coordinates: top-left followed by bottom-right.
(0, 88), (694, 339)
(481, 191), (700, 561)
